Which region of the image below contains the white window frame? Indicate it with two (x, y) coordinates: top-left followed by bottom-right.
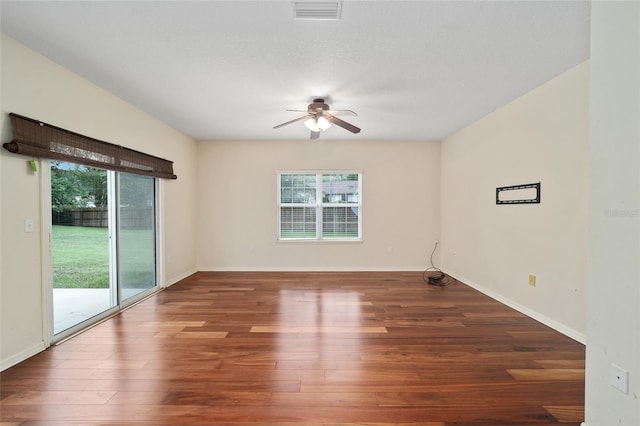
(277, 171), (362, 241)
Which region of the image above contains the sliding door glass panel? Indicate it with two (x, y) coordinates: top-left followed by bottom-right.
(119, 172), (156, 302)
(51, 161), (116, 334)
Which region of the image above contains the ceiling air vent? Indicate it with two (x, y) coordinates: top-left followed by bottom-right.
(293, 1), (342, 20)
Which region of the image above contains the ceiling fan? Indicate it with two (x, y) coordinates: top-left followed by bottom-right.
(273, 98), (361, 139)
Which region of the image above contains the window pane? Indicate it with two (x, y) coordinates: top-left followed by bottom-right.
(119, 173), (156, 301)
(322, 206), (359, 238)
(280, 206), (316, 239)
(280, 174), (316, 204)
(51, 162), (114, 334)
(322, 174), (359, 203)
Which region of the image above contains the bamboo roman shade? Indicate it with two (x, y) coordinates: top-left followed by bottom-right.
(3, 113), (177, 179)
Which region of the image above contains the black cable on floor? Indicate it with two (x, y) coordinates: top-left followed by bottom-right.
(423, 241), (457, 287)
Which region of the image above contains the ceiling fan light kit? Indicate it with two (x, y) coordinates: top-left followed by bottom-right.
(304, 116), (331, 132)
(274, 98), (360, 139)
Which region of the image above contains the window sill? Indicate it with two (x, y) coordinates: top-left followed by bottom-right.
(276, 238), (364, 244)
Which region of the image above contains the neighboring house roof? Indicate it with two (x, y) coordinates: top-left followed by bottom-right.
(323, 181), (358, 195)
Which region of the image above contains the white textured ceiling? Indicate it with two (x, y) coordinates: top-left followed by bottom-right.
(0, 1), (590, 141)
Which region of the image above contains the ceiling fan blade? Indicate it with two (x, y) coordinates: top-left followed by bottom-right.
(273, 114), (310, 129)
(324, 112), (361, 134)
(286, 109), (309, 113)
(329, 109), (358, 117)
(310, 130), (320, 140)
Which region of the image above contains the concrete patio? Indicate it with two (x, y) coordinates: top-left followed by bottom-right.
(53, 288), (149, 334)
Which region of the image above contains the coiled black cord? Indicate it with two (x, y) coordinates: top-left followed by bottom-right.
(422, 241), (457, 287)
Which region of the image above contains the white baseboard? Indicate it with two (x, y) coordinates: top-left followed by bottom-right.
(446, 270), (586, 344)
(197, 266), (427, 272)
(1, 341), (46, 372)
(164, 268), (198, 287)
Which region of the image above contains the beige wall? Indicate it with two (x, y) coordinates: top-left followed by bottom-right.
(441, 62), (590, 342)
(196, 139), (441, 270)
(0, 35), (199, 369)
(585, 2), (640, 424)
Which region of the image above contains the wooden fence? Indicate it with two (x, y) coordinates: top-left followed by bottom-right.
(52, 207), (153, 229)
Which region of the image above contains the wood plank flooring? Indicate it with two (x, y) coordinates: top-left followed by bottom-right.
(0, 271), (585, 425)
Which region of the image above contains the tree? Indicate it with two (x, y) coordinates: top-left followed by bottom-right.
(75, 166), (107, 207)
(50, 162), (107, 211)
(51, 162), (82, 212)
(119, 173), (154, 207)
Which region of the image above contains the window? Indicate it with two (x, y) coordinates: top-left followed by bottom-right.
(278, 172), (361, 240)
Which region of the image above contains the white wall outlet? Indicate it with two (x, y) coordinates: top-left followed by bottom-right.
(610, 363), (628, 394)
(24, 219), (34, 233)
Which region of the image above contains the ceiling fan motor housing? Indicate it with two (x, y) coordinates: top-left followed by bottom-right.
(309, 99), (330, 112)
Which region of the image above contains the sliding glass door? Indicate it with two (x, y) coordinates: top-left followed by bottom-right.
(51, 161), (117, 334)
(119, 173), (156, 303)
(51, 162), (157, 337)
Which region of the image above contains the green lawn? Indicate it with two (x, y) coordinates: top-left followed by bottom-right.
(52, 225), (109, 288)
(52, 225), (155, 289)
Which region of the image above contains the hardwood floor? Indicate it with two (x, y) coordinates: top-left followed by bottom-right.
(0, 271), (585, 425)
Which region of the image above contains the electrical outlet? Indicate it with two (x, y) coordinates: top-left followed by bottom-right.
(528, 274), (536, 286)
(610, 364), (628, 394)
